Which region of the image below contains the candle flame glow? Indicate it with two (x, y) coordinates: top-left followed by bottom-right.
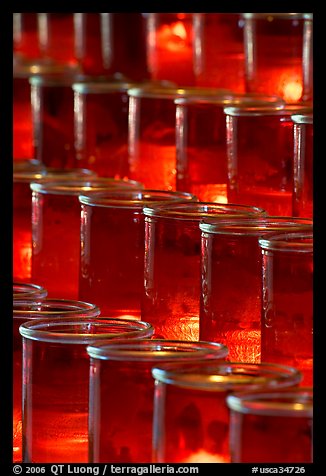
(159, 22), (188, 52)
(283, 80), (303, 103)
(185, 449), (229, 463)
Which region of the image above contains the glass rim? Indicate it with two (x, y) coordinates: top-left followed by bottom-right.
(291, 113), (313, 125)
(226, 387), (313, 417)
(19, 317), (154, 344)
(72, 80), (139, 94)
(30, 179), (143, 195)
(14, 168), (97, 183)
(151, 361), (302, 390)
(259, 230), (313, 252)
(86, 339), (229, 361)
(143, 202), (266, 221)
(13, 298), (100, 317)
(174, 94), (285, 107)
(78, 190), (196, 208)
(127, 86), (233, 100)
(223, 104), (310, 117)
(13, 59), (78, 78)
(199, 217), (313, 236)
(13, 282), (48, 300)
(242, 13), (313, 20)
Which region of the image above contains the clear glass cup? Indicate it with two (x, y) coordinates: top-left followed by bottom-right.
(199, 217), (313, 363)
(243, 13), (313, 103)
(227, 387), (313, 462)
(292, 112), (313, 218)
(13, 282), (48, 300)
(13, 298), (100, 463)
(20, 316), (154, 463)
(193, 13), (246, 92)
(78, 189), (196, 319)
(127, 86), (232, 190)
(30, 178), (143, 299)
(151, 361), (302, 463)
(175, 93), (286, 202)
(145, 13), (196, 86)
(87, 339), (228, 463)
(13, 162), (97, 282)
(259, 230), (313, 385)
(142, 202), (266, 341)
(224, 102), (313, 215)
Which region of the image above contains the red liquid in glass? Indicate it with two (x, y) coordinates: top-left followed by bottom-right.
(39, 13), (77, 67)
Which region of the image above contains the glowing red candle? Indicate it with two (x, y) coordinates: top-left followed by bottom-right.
(13, 299), (100, 463)
(87, 340), (228, 463)
(243, 13), (313, 103)
(13, 13), (40, 61)
(227, 387), (313, 462)
(142, 202), (265, 341)
(78, 189), (195, 319)
(259, 230), (313, 386)
(20, 317), (154, 463)
(146, 13), (195, 86)
(31, 178), (142, 299)
(199, 217), (313, 363)
(224, 102), (313, 215)
(152, 361), (302, 463)
(292, 112), (313, 218)
(193, 13), (246, 93)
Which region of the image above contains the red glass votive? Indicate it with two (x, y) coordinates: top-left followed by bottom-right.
(145, 13), (195, 86)
(20, 316), (154, 463)
(224, 102), (313, 215)
(13, 282), (48, 300)
(87, 339), (228, 463)
(243, 13), (313, 103)
(13, 162), (97, 282)
(292, 113), (313, 218)
(13, 13), (40, 61)
(127, 87), (232, 190)
(78, 189), (196, 319)
(193, 13), (246, 92)
(259, 230), (313, 386)
(13, 61), (79, 161)
(175, 94), (285, 202)
(199, 217), (313, 363)
(37, 13), (77, 67)
(142, 202), (266, 341)
(151, 361), (302, 463)
(13, 298), (100, 463)
(30, 178), (142, 299)
(227, 387), (313, 462)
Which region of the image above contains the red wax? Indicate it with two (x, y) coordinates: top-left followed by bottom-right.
(146, 13), (195, 86)
(225, 104), (313, 216)
(193, 13), (246, 93)
(199, 218), (313, 363)
(243, 14), (313, 103)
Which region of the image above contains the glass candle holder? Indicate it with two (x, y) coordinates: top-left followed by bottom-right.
(87, 339), (228, 463)
(227, 387), (313, 463)
(225, 102), (313, 215)
(13, 298), (100, 463)
(13, 282), (48, 300)
(243, 13), (313, 103)
(20, 316), (154, 463)
(13, 163), (97, 282)
(127, 87), (232, 190)
(13, 60), (80, 161)
(13, 13), (40, 61)
(37, 13), (78, 68)
(30, 178), (143, 299)
(142, 202), (266, 341)
(199, 217), (313, 363)
(145, 13), (196, 86)
(175, 93), (285, 202)
(78, 189), (196, 319)
(259, 230), (313, 386)
(151, 361), (302, 463)
(192, 13), (246, 92)
(292, 112), (314, 218)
